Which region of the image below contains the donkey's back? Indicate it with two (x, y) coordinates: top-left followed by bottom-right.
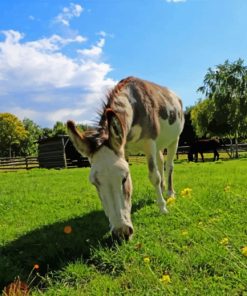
(108, 77), (184, 153)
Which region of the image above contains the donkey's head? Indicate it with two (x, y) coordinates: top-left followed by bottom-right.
(67, 110), (133, 240)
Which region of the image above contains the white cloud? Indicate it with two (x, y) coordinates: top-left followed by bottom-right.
(54, 3), (84, 27)
(0, 29), (116, 127)
(77, 38), (105, 59)
(166, 0), (187, 3)
(10, 106), (88, 126)
(11, 107), (40, 121)
(26, 34), (87, 52)
(46, 108), (87, 123)
(2, 30), (24, 43)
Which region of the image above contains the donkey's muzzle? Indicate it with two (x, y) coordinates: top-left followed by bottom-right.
(112, 225), (134, 241)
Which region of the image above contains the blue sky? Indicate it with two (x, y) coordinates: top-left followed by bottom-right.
(1, 0), (247, 127)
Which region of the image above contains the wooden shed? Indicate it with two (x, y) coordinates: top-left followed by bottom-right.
(38, 135), (90, 169)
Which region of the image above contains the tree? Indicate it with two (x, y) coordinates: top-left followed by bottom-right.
(197, 58), (247, 157)
(41, 127), (53, 139)
(179, 106), (197, 145)
(0, 113), (28, 157)
(77, 123), (91, 131)
(21, 118), (43, 156)
(52, 121), (67, 136)
(191, 98), (231, 138)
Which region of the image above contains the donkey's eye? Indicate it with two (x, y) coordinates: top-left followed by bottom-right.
(122, 176), (127, 185)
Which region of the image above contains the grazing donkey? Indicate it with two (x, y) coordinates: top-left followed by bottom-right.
(188, 139), (220, 162)
(67, 77), (184, 240)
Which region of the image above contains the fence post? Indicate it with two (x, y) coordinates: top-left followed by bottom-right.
(25, 157), (28, 170)
(62, 138), (67, 168)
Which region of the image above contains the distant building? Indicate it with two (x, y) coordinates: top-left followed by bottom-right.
(38, 135), (90, 169)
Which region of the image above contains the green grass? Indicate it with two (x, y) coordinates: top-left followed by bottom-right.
(1, 159), (247, 295)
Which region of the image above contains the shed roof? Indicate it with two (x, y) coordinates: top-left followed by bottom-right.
(37, 135), (69, 144)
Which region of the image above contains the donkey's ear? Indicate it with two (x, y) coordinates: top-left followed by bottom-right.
(105, 109), (125, 152)
(67, 120), (91, 157)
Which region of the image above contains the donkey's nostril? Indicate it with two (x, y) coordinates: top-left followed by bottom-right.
(128, 226), (133, 236)
(112, 225), (134, 241)
(124, 226), (134, 241)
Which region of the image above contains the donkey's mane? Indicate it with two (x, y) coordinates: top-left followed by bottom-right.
(83, 77), (134, 153)
(106, 76), (134, 106)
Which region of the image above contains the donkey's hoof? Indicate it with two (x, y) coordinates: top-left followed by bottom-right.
(157, 198), (168, 214)
(160, 206), (169, 214)
(167, 190), (176, 198)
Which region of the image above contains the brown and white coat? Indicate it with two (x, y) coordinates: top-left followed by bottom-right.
(67, 77), (184, 239)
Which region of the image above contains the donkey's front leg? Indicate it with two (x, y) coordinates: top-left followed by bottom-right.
(145, 142), (168, 214)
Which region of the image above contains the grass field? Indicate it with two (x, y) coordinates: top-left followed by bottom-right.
(0, 158), (247, 295)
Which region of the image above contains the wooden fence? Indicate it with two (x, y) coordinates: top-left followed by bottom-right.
(174, 143), (247, 160)
(0, 144), (246, 171)
(0, 156), (39, 171)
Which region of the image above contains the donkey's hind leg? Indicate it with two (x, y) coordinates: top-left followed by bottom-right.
(145, 141), (168, 214)
(157, 150), (165, 193)
(166, 138), (179, 197)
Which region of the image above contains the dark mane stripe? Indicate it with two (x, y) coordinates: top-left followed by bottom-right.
(107, 76), (134, 106)
(82, 78), (134, 153)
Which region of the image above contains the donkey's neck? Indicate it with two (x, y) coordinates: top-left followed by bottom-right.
(109, 91), (134, 138)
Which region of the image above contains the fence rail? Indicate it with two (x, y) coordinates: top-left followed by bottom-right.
(178, 143), (247, 155)
(0, 156), (39, 170)
(0, 143), (246, 170)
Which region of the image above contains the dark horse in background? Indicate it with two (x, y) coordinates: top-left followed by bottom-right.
(188, 139), (220, 162)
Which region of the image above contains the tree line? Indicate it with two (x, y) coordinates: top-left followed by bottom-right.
(1, 58), (247, 158)
(180, 58), (247, 157)
(0, 115), (88, 158)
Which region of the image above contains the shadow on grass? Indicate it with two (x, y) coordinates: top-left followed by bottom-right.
(132, 197), (154, 213)
(0, 210), (109, 291)
(0, 197), (154, 291)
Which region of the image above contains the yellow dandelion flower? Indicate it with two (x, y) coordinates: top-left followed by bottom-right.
(241, 246), (247, 257)
(181, 188), (192, 197)
(224, 186), (231, 192)
(181, 230), (189, 236)
(220, 237), (229, 245)
(144, 257), (150, 264)
(167, 196), (176, 205)
(160, 274), (171, 284)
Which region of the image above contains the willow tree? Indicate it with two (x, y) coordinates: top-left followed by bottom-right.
(197, 59), (247, 157)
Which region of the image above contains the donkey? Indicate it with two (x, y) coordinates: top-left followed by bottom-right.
(188, 139), (220, 162)
(67, 77), (184, 240)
